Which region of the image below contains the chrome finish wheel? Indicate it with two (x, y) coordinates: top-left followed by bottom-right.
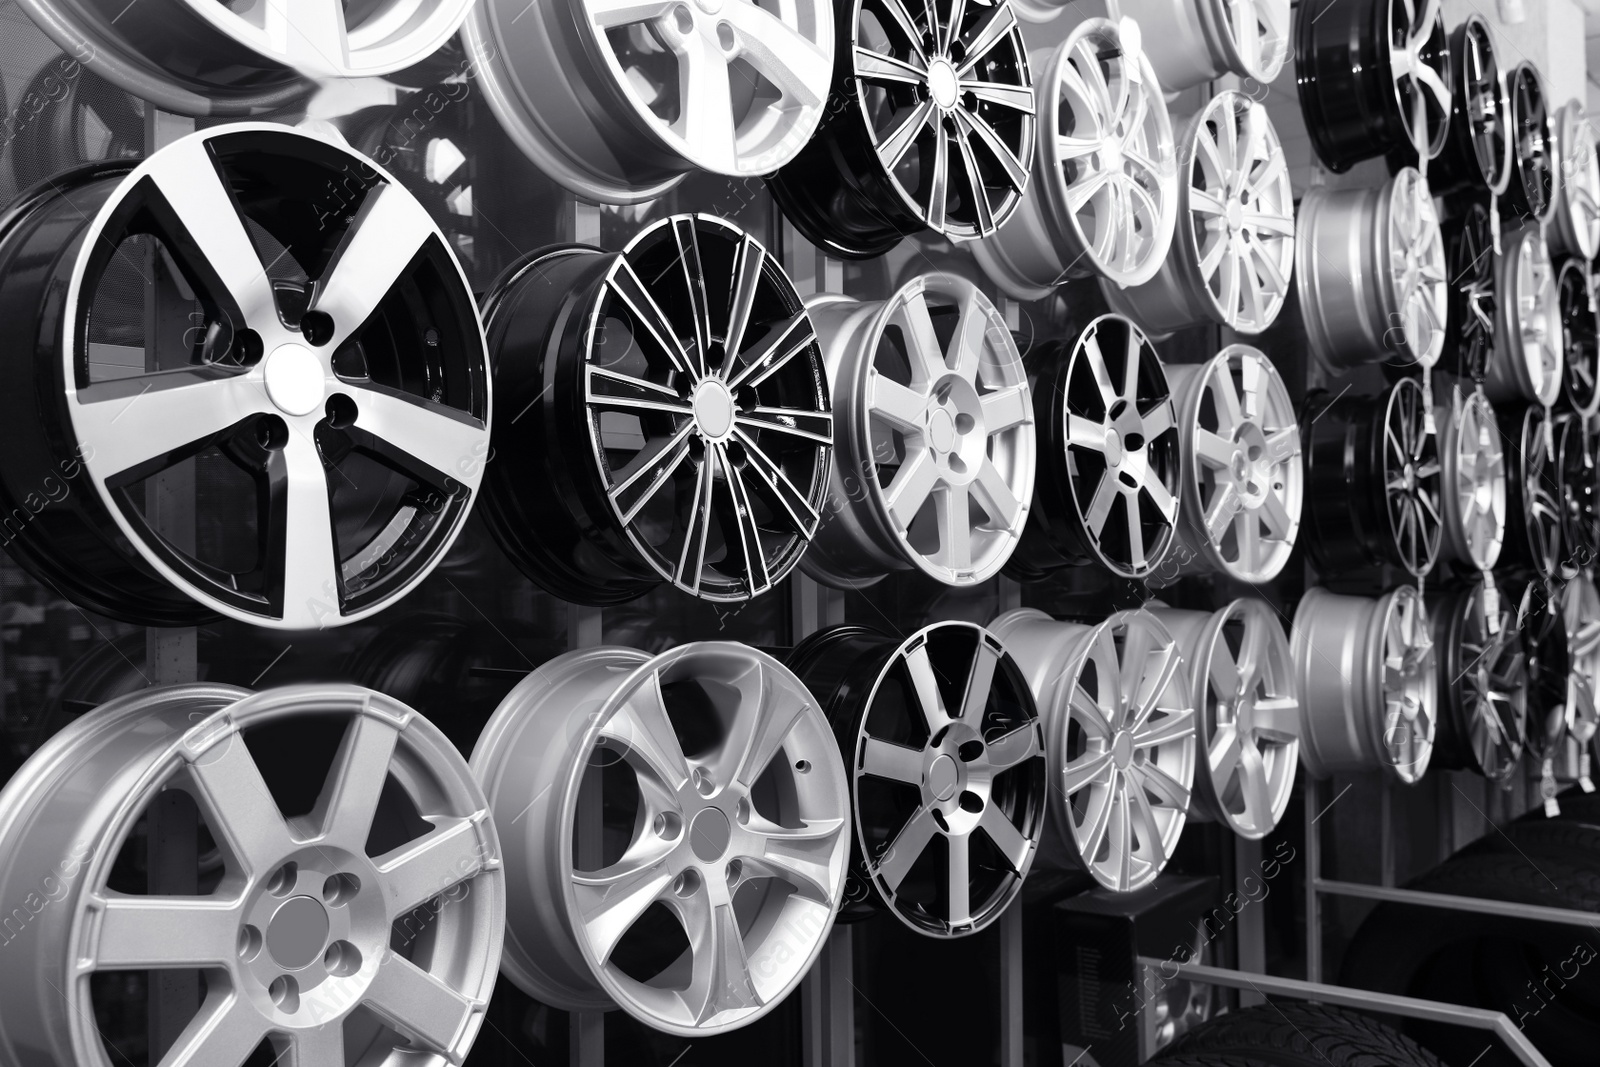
(990, 608), (1196, 893)
(1426, 15), (1511, 197)
(1167, 346), (1300, 584)
(973, 18), (1178, 297)
(1105, 92), (1294, 337)
(1485, 224), (1563, 406)
(1294, 0), (1450, 172)
(0, 682), (504, 1067)
(0, 124), (489, 629)
(1504, 62), (1556, 226)
(1292, 586), (1436, 783)
(1435, 389), (1505, 573)
(479, 214), (830, 605)
(1115, 0), (1290, 89)
(785, 623), (1045, 936)
(799, 274), (1033, 588)
(1559, 259), (1600, 417)
(1428, 580), (1526, 782)
(1556, 414), (1599, 574)
(1441, 202), (1496, 384)
(1551, 101), (1600, 260)
(1499, 404), (1562, 581)
(1303, 379), (1442, 581)
(1007, 315), (1179, 581)
(471, 644), (849, 1034)
(1561, 576), (1600, 752)
(767, 0), (1034, 258)
(1148, 601), (1298, 840)
(15, 0), (471, 116)
(1297, 167), (1446, 371)
(465, 0), (833, 203)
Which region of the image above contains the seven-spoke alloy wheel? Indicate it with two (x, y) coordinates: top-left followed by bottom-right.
(1485, 223), (1563, 406)
(1435, 389), (1506, 573)
(1427, 581), (1526, 782)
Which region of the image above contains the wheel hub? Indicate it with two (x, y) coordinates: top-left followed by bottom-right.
(927, 753), (959, 800)
(1224, 199), (1244, 234)
(267, 896), (330, 970)
(927, 57), (960, 110)
(1111, 729), (1135, 770)
(689, 806), (733, 861)
(1105, 427), (1125, 465)
(692, 378), (737, 441)
(928, 376), (986, 483)
(263, 343), (326, 417)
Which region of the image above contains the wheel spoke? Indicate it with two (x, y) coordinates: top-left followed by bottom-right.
(345, 381), (489, 485)
(310, 712), (400, 848)
(363, 951), (481, 1054)
(973, 459), (1021, 527)
(856, 45), (924, 85)
(885, 448), (940, 529)
(611, 423), (697, 524)
(944, 832), (971, 926)
(725, 311), (815, 390)
(574, 853), (675, 962)
(985, 723), (1040, 770)
(1134, 707), (1195, 749)
(723, 0), (831, 106)
(1140, 763), (1191, 810)
(158, 991), (271, 1067)
(272, 433), (341, 627)
(1062, 750), (1115, 794)
(1253, 697), (1299, 741)
(376, 813), (493, 917)
(92, 894), (241, 968)
(185, 729), (295, 876)
(682, 885), (760, 1023)
(1195, 429), (1235, 469)
(937, 485), (973, 572)
(1128, 778), (1166, 871)
(265, 0), (350, 72)
(953, 108), (1028, 192)
(73, 372), (261, 480)
(716, 664), (806, 788)
(875, 806), (940, 889)
(608, 260), (697, 380)
(962, 80), (1033, 112)
(732, 426), (821, 533)
(903, 641), (950, 731)
(587, 0), (680, 26)
(315, 183), (440, 350)
(957, 638), (999, 726)
(980, 384), (1030, 433)
(680, 38), (739, 170)
(604, 672), (693, 791)
(748, 817), (847, 904)
(877, 99), (936, 168)
(862, 737), (925, 783)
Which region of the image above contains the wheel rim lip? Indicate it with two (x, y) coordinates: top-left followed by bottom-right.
(1204, 0), (1291, 84)
(1558, 259), (1600, 416)
(1438, 390), (1506, 571)
(1386, 0), (1451, 160)
(59, 122), (490, 630)
(1554, 101), (1600, 259)
(1381, 168), (1447, 368)
(1449, 16), (1512, 196)
(1492, 225), (1564, 405)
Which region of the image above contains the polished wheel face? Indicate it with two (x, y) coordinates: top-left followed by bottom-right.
(1561, 576), (1600, 751)
(471, 644), (848, 1034)
(1151, 601), (1299, 840)
(1436, 390), (1506, 572)
(1293, 586), (1436, 783)
(1113, 0), (1290, 89)
(990, 609), (1196, 893)
(1428, 16), (1511, 196)
(1552, 101), (1600, 260)
(1441, 202), (1496, 384)
(1499, 405), (1563, 581)
(480, 215), (830, 605)
(1106, 92), (1294, 336)
(0, 124), (489, 629)
(0, 683), (504, 1067)
(1485, 224), (1563, 406)
(786, 624), (1045, 936)
(1556, 414), (1599, 574)
(1505, 63), (1555, 225)
(768, 0), (1034, 257)
(1559, 259), (1600, 417)
(1429, 581), (1526, 782)
(466, 0), (832, 203)
(801, 274), (1033, 588)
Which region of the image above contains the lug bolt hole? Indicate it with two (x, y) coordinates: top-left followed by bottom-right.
(269, 975), (300, 1013)
(673, 3), (693, 31)
(232, 328), (264, 367)
(673, 869), (703, 897)
(237, 925), (263, 962)
(254, 415), (289, 452)
(717, 21), (735, 50)
(727, 858), (743, 883)
(958, 790), (984, 813)
(323, 940), (363, 978)
(692, 767), (715, 796)
(300, 310), (335, 347)
(1124, 433), (1145, 451)
(955, 413), (976, 434)
(958, 740), (985, 762)
(949, 455), (968, 474)
(267, 863), (298, 896)
(735, 797), (751, 825)
(322, 873), (361, 907)
(794, 759), (811, 773)
(326, 393), (358, 429)
(653, 811), (684, 840)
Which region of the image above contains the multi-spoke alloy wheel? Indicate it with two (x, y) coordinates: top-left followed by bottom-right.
(0, 124), (489, 629)
(1510, 578), (1584, 762)
(990, 608), (1196, 893)
(1498, 405), (1562, 581)
(1292, 586), (1436, 783)
(1007, 315), (1179, 581)
(1561, 576), (1600, 754)
(1294, 0), (1450, 172)
(1426, 16), (1511, 197)
(479, 214), (830, 605)
(1551, 101), (1600, 260)
(1297, 167), (1446, 371)
(1427, 581), (1526, 782)
(1105, 92), (1295, 336)
(464, 0), (833, 203)
(1556, 414), (1599, 573)
(471, 644), (848, 1034)
(1147, 601), (1298, 840)
(1435, 389), (1505, 573)
(1504, 62), (1556, 226)
(1559, 259), (1600, 417)
(767, 0), (1034, 258)
(785, 623), (1045, 936)
(973, 18), (1178, 297)
(15, 0), (471, 116)
(1485, 224), (1563, 406)
(1114, 0), (1290, 90)
(1165, 346), (1300, 584)
(1303, 379), (1442, 581)
(799, 274), (1033, 588)
(0, 683), (504, 1066)
(1441, 202), (1496, 383)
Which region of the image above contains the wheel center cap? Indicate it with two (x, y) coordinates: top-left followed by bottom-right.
(1105, 427), (1124, 465)
(928, 754), (959, 800)
(1225, 200), (1244, 232)
(263, 344), (326, 418)
(690, 807), (733, 861)
(1112, 731), (1134, 771)
(928, 407), (956, 452)
(693, 379), (736, 440)
(266, 895), (329, 970)
(928, 58), (959, 110)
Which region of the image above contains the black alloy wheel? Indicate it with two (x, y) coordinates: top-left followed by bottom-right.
(1421, 15), (1511, 196)
(1559, 258), (1600, 416)
(1442, 200), (1496, 383)
(1427, 580), (1526, 782)
(1503, 61), (1556, 225)
(1499, 404), (1563, 580)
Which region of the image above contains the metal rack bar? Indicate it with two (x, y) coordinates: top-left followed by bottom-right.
(1314, 879), (1600, 930)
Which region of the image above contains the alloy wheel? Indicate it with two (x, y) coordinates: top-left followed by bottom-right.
(1114, 0), (1290, 91)
(1551, 100), (1600, 260)
(1560, 575), (1600, 752)
(1427, 580), (1526, 782)
(1498, 404), (1563, 581)
(1425, 15), (1511, 197)
(1504, 62), (1556, 226)
(1441, 201), (1496, 384)
(1556, 413), (1599, 574)
(1558, 258), (1600, 417)
(1435, 389), (1505, 573)
(1510, 578), (1587, 762)
(1485, 223), (1563, 406)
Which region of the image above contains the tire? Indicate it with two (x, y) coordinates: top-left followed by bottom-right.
(1165, 1002), (1451, 1067)
(1525, 787), (1600, 827)
(1152, 1055), (1281, 1067)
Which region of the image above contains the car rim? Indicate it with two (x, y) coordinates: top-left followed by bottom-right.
(465, 0), (833, 203)
(11, 63), (140, 187)
(471, 643), (848, 1034)
(800, 274), (1033, 588)
(1561, 576), (1600, 748)
(0, 682), (504, 1066)
(1429, 16), (1511, 197)
(1149, 601), (1298, 840)
(1552, 101), (1600, 260)
(1486, 224), (1563, 406)
(1505, 62), (1556, 225)
(1428, 581), (1526, 781)
(973, 18), (1178, 297)
(1293, 586), (1436, 783)
(1112, 0), (1290, 90)
(1297, 167), (1446, 371)
(785, 623), (1045, 936)
(1007, 315), (1179, 580)
(0, 124), (489, 629)
(1556, 414), (1599, 574)
(990, 608), (1196, 892)
(1499, 405), (1563, 581)
(1510, 579), (1578, 760)
(1303, 379), (1442, 580)
(767, 0), (1034, 258)
(1559, 259), (1600, 417)
(479, 214), (831, 605)
(1168, 346), (1300, 584)
(1442, 202), (1497, 383)
(1436, 390), (1506, 572)
(1105, 92), (1294, 336)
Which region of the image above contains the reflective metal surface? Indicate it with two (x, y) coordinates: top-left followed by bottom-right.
(1435, 389), (1505, 573)
(1428, 581), (1526, 783)
(1485, 224), (1562, 406)
(1115, 0), (1290, 90)
(1551, 100), (1600, 260)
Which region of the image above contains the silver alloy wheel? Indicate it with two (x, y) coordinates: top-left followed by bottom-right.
(1436, 389), (1506, 572)
(471, 644), (849, 1035)
(801, 274), (1034, 588)
(990, 608), (1196, 893)
(1149, 601), (1299, 841)
(1551, 100), (1600, 261)
(1292, 586), (1436, 784)
(1297, 166), (1447, 371)
(1165, 346), (1299, 585)
(1106, 92), (1295, 336)
(972, 17), (1179, 298)
(1485, 224), (1563, 407)
(1114, 0), (1290, 89)
(1563, 574), (1600, 751)
(464, 0), (833, 203)
(1430, 580), (1526, 782)
(0, 683), (504, 1067)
